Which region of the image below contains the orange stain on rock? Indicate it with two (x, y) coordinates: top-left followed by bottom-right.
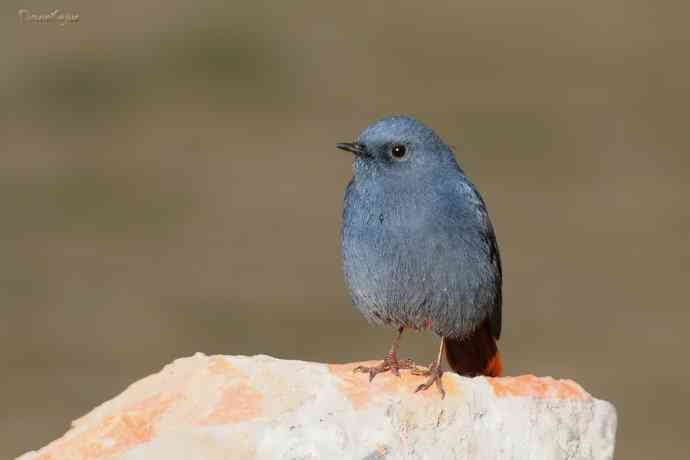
(197, 355), (264, 425)
(329, 362), (374, 409)
(488, 375), (591, 400)
(35, 392), (179, 460)
(331, 363), (588, 406)
(208, 355), (236, 375)
(199, 381), (264, 425)
(329, 361), (460, 409)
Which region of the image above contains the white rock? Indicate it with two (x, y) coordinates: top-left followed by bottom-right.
(17, 354), (617, 460)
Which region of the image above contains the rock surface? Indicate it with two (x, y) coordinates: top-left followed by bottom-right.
(18, 354), (617, 460)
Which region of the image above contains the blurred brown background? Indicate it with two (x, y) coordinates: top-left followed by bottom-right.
(2, 1), (689, 458)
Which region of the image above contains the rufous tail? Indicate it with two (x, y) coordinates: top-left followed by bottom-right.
(444, 320), (502, 377)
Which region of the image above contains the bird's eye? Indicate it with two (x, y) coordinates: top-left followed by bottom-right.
(390, 144), (407, 159)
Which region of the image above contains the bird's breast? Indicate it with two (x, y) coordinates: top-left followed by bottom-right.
(341, 183), (452, 304)
(340, 177), (495, 338)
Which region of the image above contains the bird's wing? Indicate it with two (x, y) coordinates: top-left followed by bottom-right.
(484, 217), (502, 339)
(457, 180), (503, 340)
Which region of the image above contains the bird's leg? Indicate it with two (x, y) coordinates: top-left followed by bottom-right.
(412, 338), (446, 398)
(354, 327), (414, 381)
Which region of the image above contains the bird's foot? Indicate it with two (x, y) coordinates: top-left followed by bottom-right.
(412, 360), (445, 398)
(353, 354), (415, 382)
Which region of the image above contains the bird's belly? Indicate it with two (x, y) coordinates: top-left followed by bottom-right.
(342, 223), (487, 338)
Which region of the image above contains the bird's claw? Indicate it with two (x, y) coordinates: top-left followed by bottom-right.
(411, 360), (434, 375)
(412, 361), (445, 399)
(353, 356), (415, 382)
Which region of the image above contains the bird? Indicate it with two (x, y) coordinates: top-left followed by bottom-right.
(337, 115), (503, 397)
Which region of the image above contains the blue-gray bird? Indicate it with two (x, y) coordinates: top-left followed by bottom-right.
(337, 116), (503, 397)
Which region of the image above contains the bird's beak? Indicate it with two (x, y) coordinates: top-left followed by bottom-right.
(336, 142), (368, 157)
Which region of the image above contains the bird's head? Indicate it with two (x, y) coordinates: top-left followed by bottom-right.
(336, 116), (460, 179)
